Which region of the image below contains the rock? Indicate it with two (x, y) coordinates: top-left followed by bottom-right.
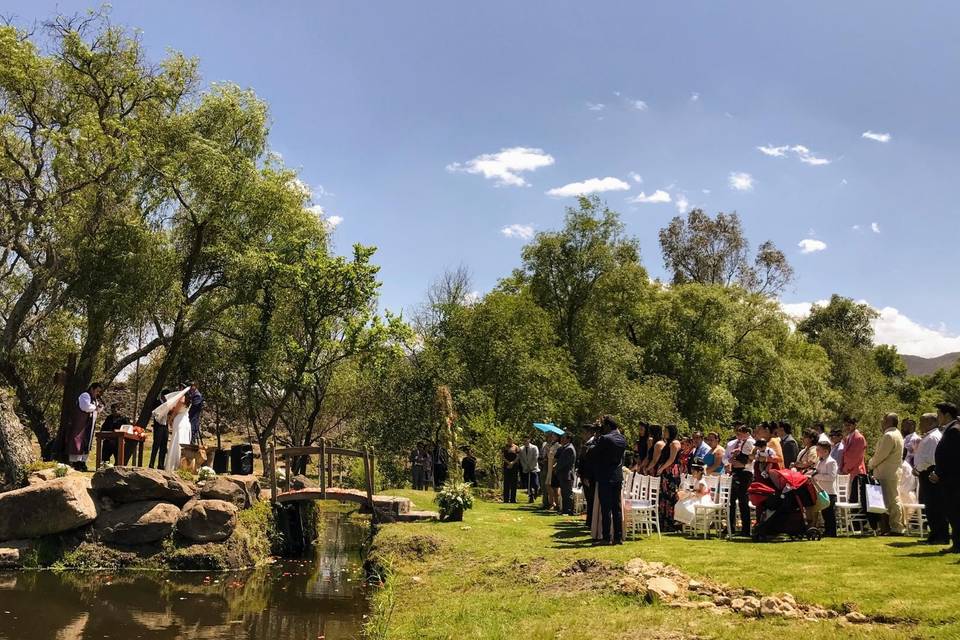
(199, 477), (247, 508)
(0, 540), (31, 568)
(176, 499), (237, 542)
(0, 474), (98, 541)
(760, 596), (780, 616)
(95, 501), (180, 544)
(688, 579), (703, 591)
(27, 467), (71, 486)
(92, 467), (195, 505)
(730, 598), (745, 611)
(844, 612), (869, 624)
(645, 576), (681, 602)
(714, 595), (732, 607)
(741, 604), (759, 618)
(289, 474), (311, 491)
(696, 601), (716, 609)
(221, 475), (261, 508)
(625, 558), (648, 576)
(616, 576), (647, 597)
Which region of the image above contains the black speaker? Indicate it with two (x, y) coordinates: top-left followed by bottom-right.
(212, 448), (229, 474)
(230, 444), (254, 475)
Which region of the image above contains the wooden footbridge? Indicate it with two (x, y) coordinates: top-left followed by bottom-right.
(267, 441), (436, 522)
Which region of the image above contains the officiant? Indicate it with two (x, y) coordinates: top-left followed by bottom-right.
(67, 382), (103, 471)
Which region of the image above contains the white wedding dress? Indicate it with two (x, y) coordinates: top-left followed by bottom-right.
(153, 389), (192, 473)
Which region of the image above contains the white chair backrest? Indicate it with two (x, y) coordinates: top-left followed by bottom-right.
(646, 475), (660, 505)
(838, 474), (850, 501)
(704, 474), (720, 499)
(717, 475), (732, 505)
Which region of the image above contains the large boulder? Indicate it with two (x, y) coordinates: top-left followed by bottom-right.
(176, 499), (237, 543)
(0, 474), (98, 541)
(95, 500), (180, 544)
(92, 467), (195, 506)
(199, 477), (246, 508)
(221, 474), (261, 508)
(27, 466), (71, 486)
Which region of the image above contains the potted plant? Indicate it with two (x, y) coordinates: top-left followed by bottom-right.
(435, 481), (474, 522)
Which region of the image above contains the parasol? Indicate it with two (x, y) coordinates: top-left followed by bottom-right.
(532, 422), (564, 435)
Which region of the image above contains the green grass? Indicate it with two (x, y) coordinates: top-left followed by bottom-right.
(368, 490), (958, 639)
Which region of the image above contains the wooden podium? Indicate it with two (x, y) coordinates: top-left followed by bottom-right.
(95, 431), (145, 468)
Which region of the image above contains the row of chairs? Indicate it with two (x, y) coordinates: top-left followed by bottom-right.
(609, 471), (929, 540)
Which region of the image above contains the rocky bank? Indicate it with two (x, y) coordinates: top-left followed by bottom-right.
(0, 466), (273, 570)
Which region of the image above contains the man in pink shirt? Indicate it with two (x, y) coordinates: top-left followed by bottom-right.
(841, 416), (876, 533)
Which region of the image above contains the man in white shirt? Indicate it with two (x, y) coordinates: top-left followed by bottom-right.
(518, 436), (540, 503)
(914, 413), (946, 544)
(901, 418), (919, 467)
(814, 441), (839, 537)
(728, 424), (756, 538)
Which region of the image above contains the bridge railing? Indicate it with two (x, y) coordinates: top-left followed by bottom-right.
(268, 439), (376, 509)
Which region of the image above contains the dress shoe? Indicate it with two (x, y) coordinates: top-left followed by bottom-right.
(938, 546), (960, 554)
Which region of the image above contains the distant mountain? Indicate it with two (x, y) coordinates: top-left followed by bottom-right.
(901, 352), (960, 376)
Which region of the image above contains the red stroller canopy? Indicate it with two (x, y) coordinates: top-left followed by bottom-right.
(769, 468), (809, 491)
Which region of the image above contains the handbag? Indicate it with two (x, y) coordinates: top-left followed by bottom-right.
(813, 489), (830, 513)
(865, 481), (887, 514)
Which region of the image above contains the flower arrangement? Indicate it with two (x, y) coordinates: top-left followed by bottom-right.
(434, 481), (474, 522)
(54, 463), (70, 478)
(197, 466), (216, 482)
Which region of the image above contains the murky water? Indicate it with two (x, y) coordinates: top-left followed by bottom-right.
(0, 512), (370, 640)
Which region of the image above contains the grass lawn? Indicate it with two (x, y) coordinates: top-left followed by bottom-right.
(367, 490), (958, 640)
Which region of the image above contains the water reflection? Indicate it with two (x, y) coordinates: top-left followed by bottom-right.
(0, 512), (370, 640)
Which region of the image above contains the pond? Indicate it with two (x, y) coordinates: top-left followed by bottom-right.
(0, 511), (371, 640)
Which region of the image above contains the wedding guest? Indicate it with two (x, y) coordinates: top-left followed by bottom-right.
(728, 425), (755, 537)
(148, 388), (171, 469)
(655, 424), (682, 531)
(901, 418), (919, 466)
(914, 413), (946, 544)
(776, 422), (799, 469)
(555, 433), (578, 516)
(933, 402), (960, 553)
(592, 416), (627, 544)
(461, 446), (478, 486)
(703, 432), (725, 475)
(813, 441), (838, 537)
(674, 463), (714, 527)
(100, 403), (133, 465)
(793, 429), (820, 472)
(518, 435), (540, 503)
(186, 382), (204, 445)
(501, 437), (520, 503)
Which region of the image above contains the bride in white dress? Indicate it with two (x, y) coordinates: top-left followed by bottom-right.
(152, 388), (191, 473)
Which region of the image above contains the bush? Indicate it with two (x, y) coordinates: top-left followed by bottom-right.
(434, 481), (474, 521)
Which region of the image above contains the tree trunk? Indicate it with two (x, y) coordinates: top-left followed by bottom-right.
(0, 388), (35, 488)
(0, 360), (51, 452)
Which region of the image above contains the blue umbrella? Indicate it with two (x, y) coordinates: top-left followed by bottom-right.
(533, 422), (564, 435)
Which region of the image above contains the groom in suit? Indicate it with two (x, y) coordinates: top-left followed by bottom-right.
(593, 415), (627, 545)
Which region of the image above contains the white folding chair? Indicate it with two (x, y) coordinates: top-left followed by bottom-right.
(623, 474), (647, 539)
(903, 501), (926, 537)
(835, 474), (868, 535)
(573, 476), (586, 515)
(628, 475), (661, 540)
(694, 475), (731, 539)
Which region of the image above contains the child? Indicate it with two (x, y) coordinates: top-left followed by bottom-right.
(814, 441), (838, 537)
(673, 464), (714, 526)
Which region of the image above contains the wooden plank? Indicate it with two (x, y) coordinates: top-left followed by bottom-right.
(276, 445), (366, 459)
(319, 438), (327, 499)
(363, 447), (374, 511)
(269, 444), (277, 503)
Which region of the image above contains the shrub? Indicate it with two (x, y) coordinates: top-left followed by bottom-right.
(54, 463), (69, 478)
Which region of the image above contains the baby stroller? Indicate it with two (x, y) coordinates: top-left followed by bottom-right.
(748, 468), (822, 541)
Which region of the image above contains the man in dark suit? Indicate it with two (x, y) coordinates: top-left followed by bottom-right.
(592, 415), (627, 545)
(933, 401), (960, 553)
(149, 389), (171, 469)
(187, 382), (204, 445)
(554, 433), (577, 515)
(577, 424), (600, 526)
(777, 422), (800, 469)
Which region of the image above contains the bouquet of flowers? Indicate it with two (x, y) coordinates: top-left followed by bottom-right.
(197, 466), (216, 482)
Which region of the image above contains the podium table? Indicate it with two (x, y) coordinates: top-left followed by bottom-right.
(95, 431), (146, 468)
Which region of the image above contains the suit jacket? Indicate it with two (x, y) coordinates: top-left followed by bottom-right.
(780, 435), (800, 468)
(592, 431), (627, 484)
(577, 436), (597, 481)
(869, 427), (904, 481)
(935, 420), (960, 483)
(554, 443), (577, 484)
(188, 390), (204, 424)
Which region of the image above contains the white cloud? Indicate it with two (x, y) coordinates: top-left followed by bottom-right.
(862, 130), (892, 143)
(586, 102), (606, 111)
(871, 222), (881, 234)
(463, 290), (481, 305)
(631, 99), (648, 111)
(289, 177), (313, 199)
(729, 172), (754, 192)
(447, 147), (555, 187)
(546, 176), (630, 197)
(690, 92), (700, 102)
(501, 223), (534, 240)
(757, 145), (790, 157)
(675, 193), (690, 213)
(702, 188), (711, 194)
(308, 205), (342, 229)
(325, 215), (343, 228)
(791, 145), (831, 166)
(782, 300), (960, 358)
(852, 224), (861, 231)
(629, 189), (672, 204)
(757, 144), (830, 165)
(629, 172), (644, 184)
(798, 238), (827, 254)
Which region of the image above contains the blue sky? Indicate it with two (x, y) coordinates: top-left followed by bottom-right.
(8, 2), (960, 356)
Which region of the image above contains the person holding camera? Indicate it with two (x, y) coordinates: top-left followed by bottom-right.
(727, 424), (755, 538)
